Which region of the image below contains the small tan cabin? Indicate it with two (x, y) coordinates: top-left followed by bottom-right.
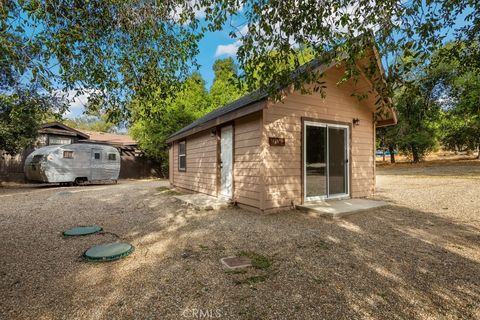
(167, 48), (396, 213)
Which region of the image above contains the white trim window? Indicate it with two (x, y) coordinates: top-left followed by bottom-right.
(178, 141), (186, 171)
(49, 136), (72, 145)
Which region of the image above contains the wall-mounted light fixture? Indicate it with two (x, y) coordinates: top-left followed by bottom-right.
(210, 128), (217, 137)
(353, 118), (360, 126)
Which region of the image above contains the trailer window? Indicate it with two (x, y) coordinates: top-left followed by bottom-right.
(63, 151), (74, 159)
(94, 152), (101, 160)
(108, 153), (116, 161)
(32, 155), (45, 162)
(178, 141), (186, 171)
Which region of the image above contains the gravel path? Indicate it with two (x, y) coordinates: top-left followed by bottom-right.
(0, 164), (479, 319)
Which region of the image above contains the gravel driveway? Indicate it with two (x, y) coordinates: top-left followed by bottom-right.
(1, 162), (479, 320)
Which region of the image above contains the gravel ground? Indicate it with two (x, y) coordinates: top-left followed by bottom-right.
(0, 163), (479, 320)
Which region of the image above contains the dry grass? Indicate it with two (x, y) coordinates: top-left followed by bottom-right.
(0, 166), (479, 319)
(376, 150), (479, 165)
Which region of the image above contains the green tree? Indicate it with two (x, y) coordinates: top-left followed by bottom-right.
(376, 126), (398, 163)
(244, 46), (317, 93)
(438, 72), (480, 158)
(208, 1), (478, 93)
(428, 43), (480, 158)
(1, 0), (203, 119)
(438, 112), (471, 153)
(63, 115), (116, 133)
(3, 0), (479, 120)
(451, 72), (480, 158)
(128, 73), (209, 176)
(209, 58), (245, 111)
(0, 91), (66, 154)
(393, 83), (440, 162)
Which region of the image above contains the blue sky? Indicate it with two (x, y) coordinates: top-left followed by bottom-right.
(65, 5), (473, 119)
(67, 23), (242, 119)
(198, 31), (241, 87)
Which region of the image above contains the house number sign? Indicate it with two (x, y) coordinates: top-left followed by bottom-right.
(269, 137), (285, 146)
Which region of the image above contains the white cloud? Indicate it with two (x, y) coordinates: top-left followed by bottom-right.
(238, 24), (249, 37)
(55, 89), (99, 119)
(171, 1), (206, 23)
(193, 7), (206, 19)
(215, 41), (241, 57)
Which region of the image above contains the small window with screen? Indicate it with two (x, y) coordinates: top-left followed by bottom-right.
(108, 153), (116, 161)
(63, 151), (74, 159)
(94, 153), (101, 160)
(178, 141), (186, 171)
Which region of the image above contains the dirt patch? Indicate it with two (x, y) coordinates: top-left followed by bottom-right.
(0, 171), (479, 319)
(156, 186), (181, 195)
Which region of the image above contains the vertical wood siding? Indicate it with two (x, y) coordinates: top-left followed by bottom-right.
(170, 112), (264, 204)
(233, 112), (264, 209)
(172, 130), (217, 196)
(262, 66), (376, 211)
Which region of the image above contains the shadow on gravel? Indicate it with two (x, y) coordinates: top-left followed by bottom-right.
(1, 189), (479, 319)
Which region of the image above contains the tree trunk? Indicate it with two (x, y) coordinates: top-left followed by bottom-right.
(412, 145), (420, 163)
(388, 145), (396, 163)
(477, 144), (480, 159)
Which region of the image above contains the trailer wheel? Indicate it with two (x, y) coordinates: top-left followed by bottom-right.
(74, 178), (87, 186)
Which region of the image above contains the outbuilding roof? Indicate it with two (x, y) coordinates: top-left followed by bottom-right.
(168, 90), (268, 141)
(39, 122), (90, 139)
(78, 130), (137, 147)
(166, 46), (395, 143)
(39, 122), (137, 147)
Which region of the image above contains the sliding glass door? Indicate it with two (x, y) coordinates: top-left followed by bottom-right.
(304, 121), (349, 201)
(305, 123), (327, 199)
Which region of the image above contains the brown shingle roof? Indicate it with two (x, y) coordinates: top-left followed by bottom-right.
(78, 130), (137, 146)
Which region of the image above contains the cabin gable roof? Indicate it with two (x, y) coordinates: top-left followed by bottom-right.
(166, 45), (396, 143)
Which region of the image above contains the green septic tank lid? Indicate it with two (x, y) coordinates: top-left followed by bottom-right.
(83, 243), (134, 262)
(63, 226), (103, 237)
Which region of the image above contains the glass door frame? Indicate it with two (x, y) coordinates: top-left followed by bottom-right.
(303, 120), (350, 202)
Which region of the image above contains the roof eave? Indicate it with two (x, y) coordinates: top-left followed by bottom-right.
(40, 122), (90, 139)
(166, 98), (266, 144)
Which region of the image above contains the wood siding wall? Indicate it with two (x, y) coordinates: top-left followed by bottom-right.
(169, 65), (378, 213)
(233, 112), (263, 210)
(171, 130), (217, 196)
(169, 112), (265, 208)
(262, 66), (376, 212)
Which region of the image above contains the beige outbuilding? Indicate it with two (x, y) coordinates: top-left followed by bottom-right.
(166, 47), (396, 213)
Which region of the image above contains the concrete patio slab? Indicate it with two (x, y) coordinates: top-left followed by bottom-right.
(173, 193), (232, 210)
(296, 198), (388, 218)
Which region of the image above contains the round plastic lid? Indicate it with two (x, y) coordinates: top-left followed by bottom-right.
(63, 226), (103, 237)
(83, 243), (134, 261)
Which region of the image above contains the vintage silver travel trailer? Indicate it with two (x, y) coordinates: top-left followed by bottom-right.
(24, 143), (120, 185)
